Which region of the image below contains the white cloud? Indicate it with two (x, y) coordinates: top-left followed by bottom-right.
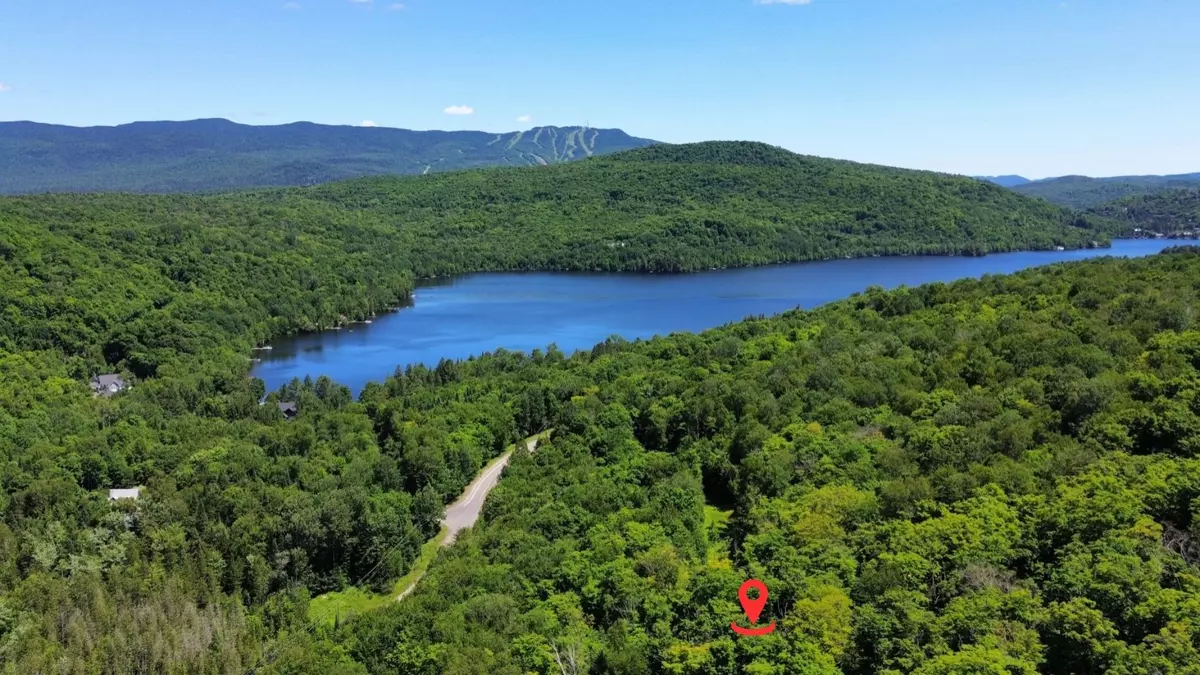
(283, 1), (301, 9)
(444, 105), (475, 116)
(348, 0), (372, 3)
(386, 3), (407, 10)
(0, 83), (11, 93)
(516, 115), (533, 123)
(754, 0), (813, 4)
(360, 120), (378, 127)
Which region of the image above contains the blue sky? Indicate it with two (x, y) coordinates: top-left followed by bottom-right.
(1, 0), (1197, 178)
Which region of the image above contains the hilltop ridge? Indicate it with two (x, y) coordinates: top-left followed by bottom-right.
(291, 139), (1112, 272)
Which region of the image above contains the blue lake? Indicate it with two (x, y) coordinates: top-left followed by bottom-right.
(252, 240), (1178, 394)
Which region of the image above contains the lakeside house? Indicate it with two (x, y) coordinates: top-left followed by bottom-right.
(91, 374), (128, 397)
(108, 488), (141, 501)
(278, 401), (298, 420)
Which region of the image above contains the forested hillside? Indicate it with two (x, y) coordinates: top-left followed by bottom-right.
(302, 141), (1109, 271)
(3, 239), (1199, 671)
(1013, 173), (1200, 209)
(0, 119), (655, 194)
(332, 249), (1200, 674)
(1087, 188), (1200, 235)
(1, 141), (1109, 293)
(0, 142), (1140, 673)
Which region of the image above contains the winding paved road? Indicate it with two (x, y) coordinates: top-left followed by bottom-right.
(397, 435), (542, 600)
(443, 436), (539, 544)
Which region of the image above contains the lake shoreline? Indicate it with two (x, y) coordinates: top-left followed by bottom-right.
(407, 239), (1119, 285)
(252, 239), (1178, 395)
(260, 241), (1120, 344)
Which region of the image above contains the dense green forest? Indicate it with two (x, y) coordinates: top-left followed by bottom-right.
(298, 141), (1111, 271)
(0, 141), (1152, 673)
(1087, 189), (1200, 235)
(332, 249), (1200, 674)
(0, 141), (1110, 295)
(1013, 173), (1200, 210)
(0, 119), (655, 194)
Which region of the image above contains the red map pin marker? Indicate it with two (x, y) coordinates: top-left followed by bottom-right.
(731, 579), (776, 636)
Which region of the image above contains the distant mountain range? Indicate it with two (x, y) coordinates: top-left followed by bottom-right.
(979, 173), (1200, 210)
(5, 118), (1193, 210)
(975, 175), (1032, 188)
(0, 119), (657, 194)
(963, 173), (1200, 210)
(1008, 173), (1200, 209)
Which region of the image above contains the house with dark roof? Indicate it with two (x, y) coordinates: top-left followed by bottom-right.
(91, 374), (128, 397)
(278, 401), (298, 420)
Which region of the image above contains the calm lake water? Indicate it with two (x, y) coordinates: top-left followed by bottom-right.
(252, 240), (1178, 394)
